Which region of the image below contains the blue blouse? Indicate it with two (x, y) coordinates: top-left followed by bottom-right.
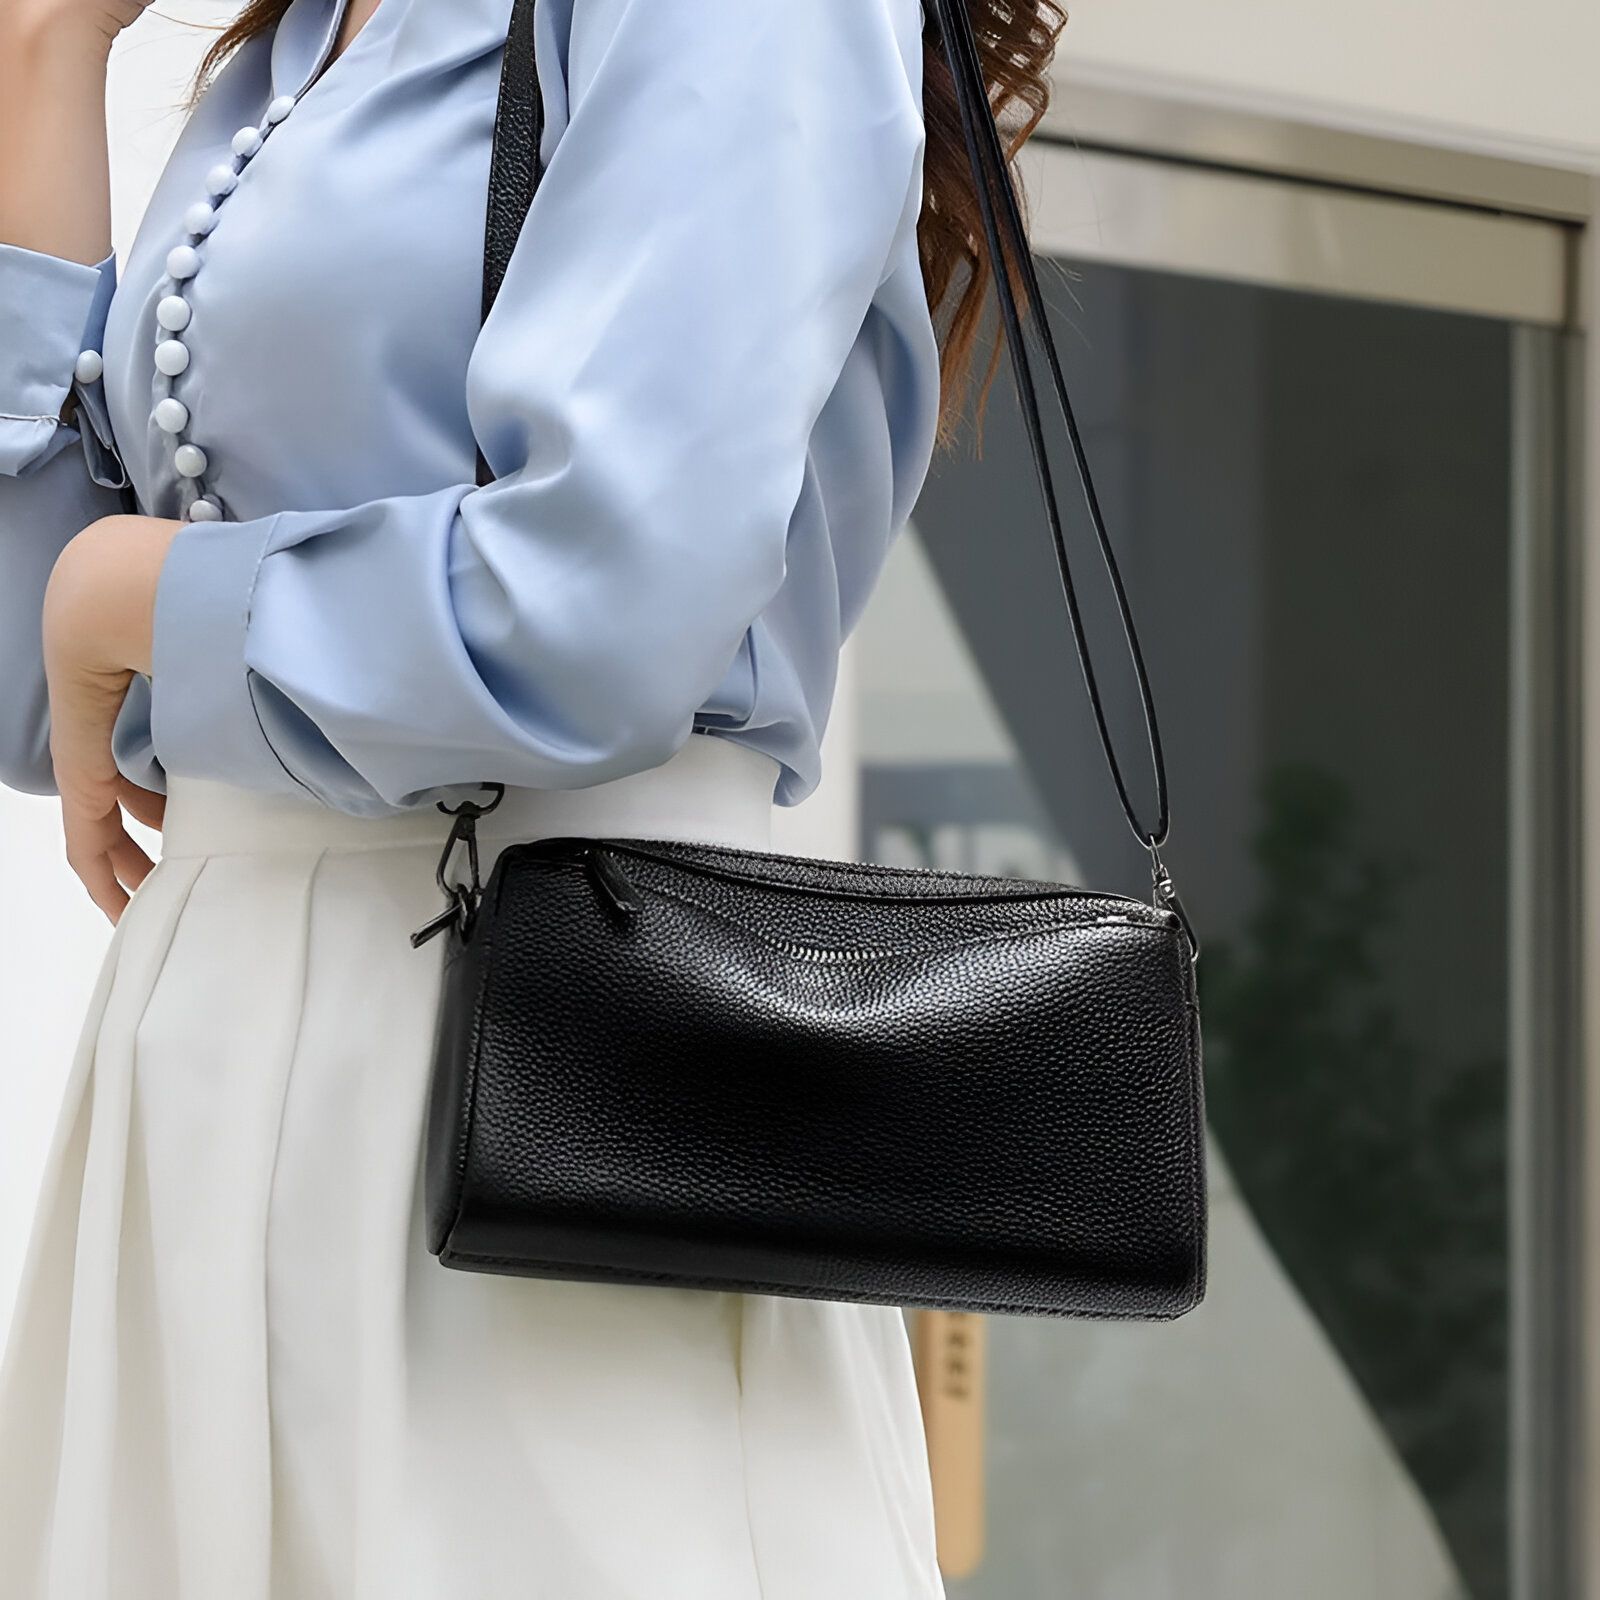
(0, 0), (940, 815)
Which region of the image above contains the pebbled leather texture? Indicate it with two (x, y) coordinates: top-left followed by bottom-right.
(424, 837), (1208, 1318)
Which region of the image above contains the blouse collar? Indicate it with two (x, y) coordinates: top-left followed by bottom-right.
(269, 0), (355, 101)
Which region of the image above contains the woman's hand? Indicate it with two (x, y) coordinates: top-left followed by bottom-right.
(42, 514), (182, 923)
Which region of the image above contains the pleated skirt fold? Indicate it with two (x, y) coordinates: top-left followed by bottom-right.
(0, 737), (944, 1599)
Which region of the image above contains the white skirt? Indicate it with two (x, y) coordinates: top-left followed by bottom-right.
(0, 734), (944, 1600)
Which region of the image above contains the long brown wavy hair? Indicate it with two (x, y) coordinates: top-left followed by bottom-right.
(194, 1), (1067, 452)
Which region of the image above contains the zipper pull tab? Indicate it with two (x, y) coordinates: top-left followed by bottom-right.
(587, 846), (640, 920)
(411, 897), (467, 949)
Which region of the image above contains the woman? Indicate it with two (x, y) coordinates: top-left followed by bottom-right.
(0, 0), (1063, 1592)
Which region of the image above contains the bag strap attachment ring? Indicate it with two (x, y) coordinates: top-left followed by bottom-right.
(1146, 841), (1199, 966)
(411, 784), (507, 947)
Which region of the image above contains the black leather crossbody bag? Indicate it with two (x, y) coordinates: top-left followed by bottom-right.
(411, 0), (1206, 1319)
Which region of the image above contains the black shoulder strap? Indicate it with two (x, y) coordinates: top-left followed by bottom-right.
(476, 0), (1189, 943)
(472, 0), (543, 491)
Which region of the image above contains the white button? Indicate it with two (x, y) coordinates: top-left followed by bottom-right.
(185, 201), (218, 236)
(265, 95), (296, 125)
(166, 245), (201, 281)
(153, 397), (189, 434)
(231, 125), (263, 159)
(207, 163), (239, 198)
(186, 496), (223, 523)
(73, 349), (104, 384)
(157, 294), (192, 332)
(155, 339), (191, 377)
(174, 443), (209, 478)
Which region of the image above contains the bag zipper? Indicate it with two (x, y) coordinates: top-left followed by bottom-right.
(594, 839), (1150, 914)
(416, 827), (1189, 957)
(597, 840), (1197, 964)
(577, 844), (1181, 943)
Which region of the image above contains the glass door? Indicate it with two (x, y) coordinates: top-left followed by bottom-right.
(850, 144), (1580, 1600)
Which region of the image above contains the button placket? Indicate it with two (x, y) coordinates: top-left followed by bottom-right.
(155, 91), (301, 524)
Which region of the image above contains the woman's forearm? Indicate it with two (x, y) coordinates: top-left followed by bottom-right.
(0, 3), (123, 266)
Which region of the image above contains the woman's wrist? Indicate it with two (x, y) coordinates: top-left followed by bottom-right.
(45, 516), (184, 681)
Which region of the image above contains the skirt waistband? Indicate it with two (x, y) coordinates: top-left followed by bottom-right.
(159, 733), (780, 859)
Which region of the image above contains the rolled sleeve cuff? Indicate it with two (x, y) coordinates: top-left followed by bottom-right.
(0, 243), (117, 476)
(149, 514), (309, 796)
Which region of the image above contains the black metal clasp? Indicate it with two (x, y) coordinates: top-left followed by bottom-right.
(1146, 841), (1200, 966)
(410, 784), (506, 948)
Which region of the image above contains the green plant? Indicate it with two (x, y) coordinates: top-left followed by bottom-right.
(1201, 761), (1507, 1596)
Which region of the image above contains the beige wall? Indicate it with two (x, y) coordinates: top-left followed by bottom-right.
(1062, 0), (1598, 166)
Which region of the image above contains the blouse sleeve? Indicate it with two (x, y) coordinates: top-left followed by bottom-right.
(149, 0), (929, 816)
(0, 244), (129, 794)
